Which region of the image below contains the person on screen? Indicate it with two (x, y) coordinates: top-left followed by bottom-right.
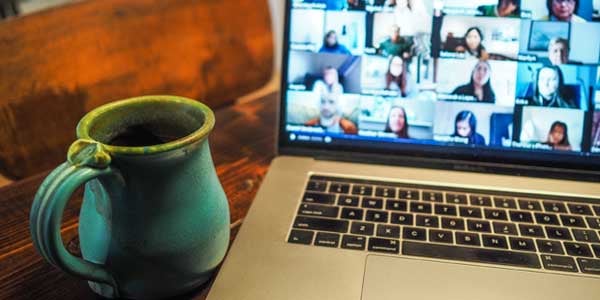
(313, 66), (344, 101)
(377, 25), (412, 59)
(544, 121), (572, 151)
(385, 106), (410, 139)
(383, 0), (432, 35)
(547, 38), (569, 65)
(543, 0), (586, 22)
(305, 94), (358, 135)
(451, 60), (496, 103)
(385, 56), (414, 97)
(478, 0), (520, 18)
(319, 31), (352, 55)
(452, 111), (486, 145)
(529, 66), (578, 108)
(455, 27), (489, 60)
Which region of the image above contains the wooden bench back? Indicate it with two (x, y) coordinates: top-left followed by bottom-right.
(0, 0), (273, 179)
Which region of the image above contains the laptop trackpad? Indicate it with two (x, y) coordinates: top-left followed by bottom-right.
(362, 255), (600, 300)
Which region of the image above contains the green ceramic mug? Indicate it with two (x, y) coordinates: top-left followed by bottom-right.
(29, 96), (230, 299)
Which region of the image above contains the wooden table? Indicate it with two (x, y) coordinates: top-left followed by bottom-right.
(0, 92), (278, 299)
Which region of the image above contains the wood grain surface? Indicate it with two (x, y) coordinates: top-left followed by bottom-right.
(0, 92), (278, 300)
(0, 0), (274, 180)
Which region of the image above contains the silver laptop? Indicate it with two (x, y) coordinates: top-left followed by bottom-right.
(208, 1), (600, 299)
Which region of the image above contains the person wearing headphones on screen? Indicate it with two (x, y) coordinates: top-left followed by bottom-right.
(543, 0), (586, 22)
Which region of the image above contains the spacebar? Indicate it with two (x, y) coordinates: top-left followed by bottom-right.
(403, 242), (541, 269)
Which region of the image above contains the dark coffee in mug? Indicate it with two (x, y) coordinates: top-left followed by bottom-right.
(108, 123), (188, 147)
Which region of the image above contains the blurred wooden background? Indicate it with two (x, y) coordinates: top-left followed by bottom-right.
(0, 0), (274, 181)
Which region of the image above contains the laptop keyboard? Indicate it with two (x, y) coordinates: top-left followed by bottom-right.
(287, 175), (600, 276)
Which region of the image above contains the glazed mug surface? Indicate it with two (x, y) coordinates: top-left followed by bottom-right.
(30, 95), (230, 299)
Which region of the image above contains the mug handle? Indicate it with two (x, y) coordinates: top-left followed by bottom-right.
(30, 139), (119, 295)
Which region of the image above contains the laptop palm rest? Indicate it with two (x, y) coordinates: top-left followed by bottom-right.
(362, 255), (600, 300)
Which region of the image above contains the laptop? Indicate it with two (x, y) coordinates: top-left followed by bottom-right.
(208, 1), (600, 299)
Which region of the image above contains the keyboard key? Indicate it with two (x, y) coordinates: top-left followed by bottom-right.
(509, 237), (536, 252)
(467, 220), (491, 233)
(565, 242), (593, 257)
(592, 245), (600, 257)
(403, 241), (541, 269)
(459, 207), (483, 219)
(403, 227), (427, 241)
(294, 216), (349, 233)
(543, 201), (567, 213)
(410, 202), (432, 214)
(288, 230), (314, 245)
(587, 217), (600, 229)
(509, 211), (534, 223)
(535, 213), (560, 225)
(446, 193), (468, 205)
(341, 235), (366, 251)
(519, 224), (545, 238)
(435, 204), (457, 216)
(560, 215), (586, 228)
(541, 255), (578, 273)
(398, 189), (420, 200)
(493, 222), (518, 235)
(482, 235), (508, 249)
(386, 200), (408, 211)
(470, 195), (492, 207)
(375, 186), (396, 198)
(573, 229), (600, 243)
(456, 232), (480, 246)
(390, 213), (413, 225)
(377, 225), (401, 239)
(422, 191), (443, 203)
(593, 206), (600, 216)
(568, 204), (593, 216)
(329, 183), (350, 194)
(350, 222), (374, 236)
(429, 229), (454, 244)
(441, 217), (465, 230)
(368, 238), (400, 254)
(338, 195), (359, 207)
(303, 193), (335, 205)
(545, 226), (572, 240)
(298, 204), (339, 218)
(518, 200), (542, 211)
(577, 258), (600, 275)
(340, 208), (363, 220)
(536, 240), (565, 255)
(494, 198), (517, 209)
(314, 232), (340, 248)
(362, 197), (384, 209)
(416, 215), (439, 228)
(352, 185), (373, 196)
(306, 180), (327, 192)
(484, 209), (507, 221)
(365, 210), (389, 223)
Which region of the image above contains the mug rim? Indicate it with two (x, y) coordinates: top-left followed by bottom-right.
(77, 95), (215, 156)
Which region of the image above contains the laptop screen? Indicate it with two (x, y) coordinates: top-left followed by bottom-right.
(280, 0), (600, 170)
